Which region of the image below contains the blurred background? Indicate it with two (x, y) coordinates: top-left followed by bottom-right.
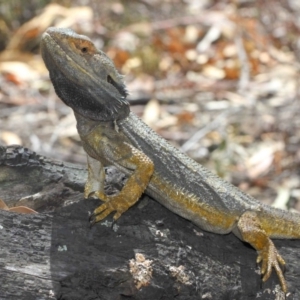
(1, 0), (300, 210)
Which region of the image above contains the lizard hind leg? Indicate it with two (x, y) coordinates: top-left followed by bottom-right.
(237, 211), (287, 293)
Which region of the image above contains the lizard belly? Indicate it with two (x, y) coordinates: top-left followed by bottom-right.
(147, 173), (238, 234)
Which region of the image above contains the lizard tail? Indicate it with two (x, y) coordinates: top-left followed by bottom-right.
(258, 205), (300, 239)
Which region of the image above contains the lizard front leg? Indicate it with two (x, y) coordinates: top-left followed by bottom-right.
(84, 155), (106, 199)
(237, 211), (287, 293)
(89, 141), (154, 225)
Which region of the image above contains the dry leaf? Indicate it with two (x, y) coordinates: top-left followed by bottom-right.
(0, 131), (22, 145)
(142, 99), (161, 126)
(0, 199), (37, 214)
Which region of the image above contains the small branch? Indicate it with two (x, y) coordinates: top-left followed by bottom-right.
(180, 107), (240, 152)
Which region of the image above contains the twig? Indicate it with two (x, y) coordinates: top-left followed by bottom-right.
(180, 107), (240, 153)
(235, 32), (250, 94)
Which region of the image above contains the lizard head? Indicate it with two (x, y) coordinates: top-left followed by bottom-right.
(41, 27), (130, 122)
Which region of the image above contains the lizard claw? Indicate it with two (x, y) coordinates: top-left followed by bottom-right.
(88, 191), (109, 226)
(89, 215), (97, 228)
(89, 202), (110, 225)
(89, 211), (98, 226)
(257, 241), (287, 293)
(89, 194), (130, 225)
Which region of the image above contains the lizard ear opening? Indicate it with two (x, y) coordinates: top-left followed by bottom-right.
(107, 75), (127, 98)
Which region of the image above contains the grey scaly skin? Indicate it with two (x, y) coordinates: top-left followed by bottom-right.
(41, 27), (300, 293)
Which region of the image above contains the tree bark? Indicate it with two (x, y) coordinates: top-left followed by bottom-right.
(0, 145), (299, 300)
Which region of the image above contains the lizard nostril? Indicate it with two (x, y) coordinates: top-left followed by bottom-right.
(81, 47), (88, 53)
(107, 75), (113, 84)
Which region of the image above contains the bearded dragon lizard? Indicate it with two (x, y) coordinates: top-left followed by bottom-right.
(40, 27), (300, 293)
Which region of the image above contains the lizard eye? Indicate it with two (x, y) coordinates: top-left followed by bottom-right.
(81, 47), (88, 53)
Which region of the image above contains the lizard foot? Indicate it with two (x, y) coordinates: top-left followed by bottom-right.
(89, 191), (130, 225)
(257, 240), (286, 293)
(237, 211), (288, 293)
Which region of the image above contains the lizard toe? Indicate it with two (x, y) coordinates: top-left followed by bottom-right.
(89, 195), (129, 225)
(258, 241), (287, 293)
(95, 191), (108, 202)
(92, 209), (112, 224)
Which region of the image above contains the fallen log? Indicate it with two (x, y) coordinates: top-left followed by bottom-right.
(0, 145), (299, 300)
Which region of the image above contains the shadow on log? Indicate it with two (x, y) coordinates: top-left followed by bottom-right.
(0, 145), (300, 300)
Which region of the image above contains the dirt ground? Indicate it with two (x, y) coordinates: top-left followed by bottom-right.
(1, 0), (300, 211)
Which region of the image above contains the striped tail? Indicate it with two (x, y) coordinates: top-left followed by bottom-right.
(258, 205), (300, 239)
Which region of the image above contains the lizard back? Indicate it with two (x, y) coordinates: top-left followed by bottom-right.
(120, 112), (263, 233)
